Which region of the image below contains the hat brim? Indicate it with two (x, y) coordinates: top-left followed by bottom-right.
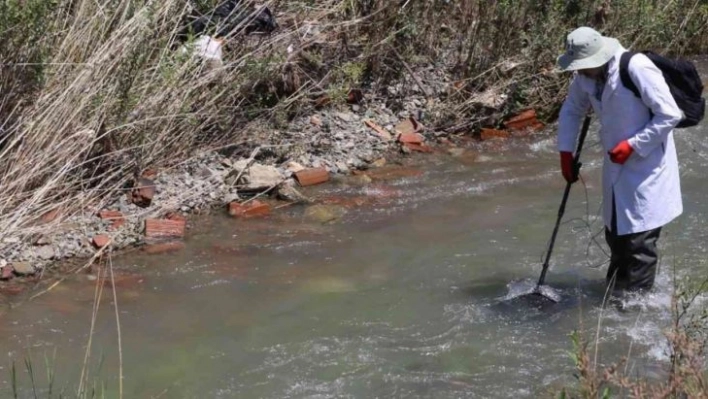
(557, 37), (620, 71)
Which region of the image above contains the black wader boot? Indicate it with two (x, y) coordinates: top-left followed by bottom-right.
(605, 195), (662, 293)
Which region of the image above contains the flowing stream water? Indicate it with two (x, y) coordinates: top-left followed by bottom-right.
(2, 119), (708, 398)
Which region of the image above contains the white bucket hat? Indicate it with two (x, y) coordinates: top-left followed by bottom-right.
(557, 27), (620, 71)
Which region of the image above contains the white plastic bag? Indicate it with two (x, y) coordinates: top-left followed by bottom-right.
(180, 35), (223, 65)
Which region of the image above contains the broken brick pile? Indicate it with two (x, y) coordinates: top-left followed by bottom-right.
(0, 94), (545, 287)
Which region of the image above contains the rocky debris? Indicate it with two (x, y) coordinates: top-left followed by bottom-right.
(0, 64), (538, 277)
(33, 235), (51, 246)
(468, 86), (507, 109)
(166, 212), (187, 222)
(364, 120), (393, 141)
(35, 245), (56, 260)
(226, 161), (283, 191)
(310, 115), (322, 127)
(294, 168), (330, 187)
(285, 161), (306, 174)
(228, 200), (272, 218)
(336, 112), (355, 123)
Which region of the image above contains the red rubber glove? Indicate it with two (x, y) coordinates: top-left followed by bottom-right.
(608, 140), (634, 164)
(560, 151), (578, 183)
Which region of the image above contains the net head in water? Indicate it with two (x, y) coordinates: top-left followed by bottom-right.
(536, 285), (563, 302)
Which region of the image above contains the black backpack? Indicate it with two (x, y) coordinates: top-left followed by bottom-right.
(619, 51), (705, 128)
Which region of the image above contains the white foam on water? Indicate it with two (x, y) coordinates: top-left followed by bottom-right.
(499, 279), (562, 302)
(500, 278), (537, 301)
(529, 137), (555, 153)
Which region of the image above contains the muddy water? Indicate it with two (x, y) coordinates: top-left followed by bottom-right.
(2, 123), (708, 398)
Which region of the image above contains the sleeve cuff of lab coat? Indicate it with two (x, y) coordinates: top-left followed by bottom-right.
(627, 136), (649, 158)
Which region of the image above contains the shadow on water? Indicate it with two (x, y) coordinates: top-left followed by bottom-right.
(455, 274), (615, 318)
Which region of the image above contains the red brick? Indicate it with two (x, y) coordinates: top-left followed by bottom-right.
(1, 266), (14, 280)
(40, 208), (60, 224)
(347, 88), (364, 104)
(99, 210), (123, 220)
(480, 128), (510, 140)
(0, 284), (24, 296)
(141, 168), (158, 179)
(503, 109), (544, 132)
(143, 241), (185, 255)
(403, 142), (434, 153)
(145, 219), (185, 240)
(228, 200), (271, 218)
(398, 132), (424, 144)
(364, 120), (393, 141)
(131, 178), (156, 208)
(92, 234), (111, 249)
(294, 168), (330, 187)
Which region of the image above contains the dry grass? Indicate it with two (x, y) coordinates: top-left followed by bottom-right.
(563, 276), (708, 399)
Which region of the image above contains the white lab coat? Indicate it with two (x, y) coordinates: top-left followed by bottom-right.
(557, 46), (684, 235)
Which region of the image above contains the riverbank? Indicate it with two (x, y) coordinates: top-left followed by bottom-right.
(0, 84), (547, 295)
(2, 0), (708, 293)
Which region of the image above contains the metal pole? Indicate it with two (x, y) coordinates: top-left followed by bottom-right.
(536, 115), (591, 287)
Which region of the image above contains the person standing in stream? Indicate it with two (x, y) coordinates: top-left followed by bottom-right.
(555, 27), (684, 297)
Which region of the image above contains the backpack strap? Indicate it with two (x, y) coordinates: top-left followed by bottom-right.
(619, 51), (641, 99)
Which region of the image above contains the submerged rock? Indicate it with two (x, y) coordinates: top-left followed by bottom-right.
(304, 205), (347, 224)
(275, 180), (310, 203)
(301, 277), (357, 294)
(12, 262), (35, 276)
